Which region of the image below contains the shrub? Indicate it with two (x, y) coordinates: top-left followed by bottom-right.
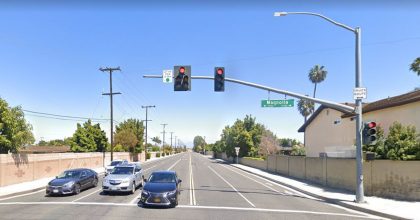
(243, 156), (265, 161)
(146, 153), (151, 160)
(156, 153), (161, 158)
(385, 122), (420, 160)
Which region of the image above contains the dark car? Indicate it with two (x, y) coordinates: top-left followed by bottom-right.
(46, 168), (98, 195)
(140, 171), (182, 208)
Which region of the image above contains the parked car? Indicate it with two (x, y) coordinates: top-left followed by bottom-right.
(105, 159), (128, 176)
(140, 170), (182, 208)
(102, 164), (143, 194)
(46, 168), (98, 195)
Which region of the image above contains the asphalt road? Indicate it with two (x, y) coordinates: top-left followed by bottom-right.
(0, 152), (384, 220)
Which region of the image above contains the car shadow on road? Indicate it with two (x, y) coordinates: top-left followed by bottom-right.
(99, 191), (132, 197)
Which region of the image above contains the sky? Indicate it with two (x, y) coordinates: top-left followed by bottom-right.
(0, 1), (419, 147)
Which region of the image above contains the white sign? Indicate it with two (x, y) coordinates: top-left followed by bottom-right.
(162, 70), (173, 83)
(353, 87), (367, 100)
(235, 147), (240, 155)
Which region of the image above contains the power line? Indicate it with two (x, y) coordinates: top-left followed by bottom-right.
(23, 109), (111, 122)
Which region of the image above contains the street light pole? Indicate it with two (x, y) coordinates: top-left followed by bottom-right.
(274, 11), (364, 203)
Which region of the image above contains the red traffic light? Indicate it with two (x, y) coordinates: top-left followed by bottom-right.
(367, 122), (376, 128)
(217, 68), (224, 75)
(179, 66), (185, 74)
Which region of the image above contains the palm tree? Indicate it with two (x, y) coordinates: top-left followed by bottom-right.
(297, 98), (314, 122)
(308, 65), (328, 98)
(410, 57), (420, 76)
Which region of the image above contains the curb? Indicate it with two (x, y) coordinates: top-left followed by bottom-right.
(226, 162), (408, 220)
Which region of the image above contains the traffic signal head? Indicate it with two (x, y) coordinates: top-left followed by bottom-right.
(363, 121), (377, 145)
(214, 67), (225, 92)
(174, 65), (191, 91)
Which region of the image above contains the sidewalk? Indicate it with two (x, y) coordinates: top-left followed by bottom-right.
(0, 153), (179, 199)
(0, 167), (105, 198)
(229, 162), (419, 220)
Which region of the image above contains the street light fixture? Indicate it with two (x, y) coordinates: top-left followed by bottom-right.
(274, 11), (365, 203)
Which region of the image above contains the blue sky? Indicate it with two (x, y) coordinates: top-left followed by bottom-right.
(0, 1), (419, 146)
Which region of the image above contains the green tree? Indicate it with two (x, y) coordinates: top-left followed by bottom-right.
(308, 65), (328, 98)
(38, 140), (48, 146)
(69, 120), (108, 152)
(115, 119), (144, 153)
(220, 115), (263, 158)
(152, 136), (161, 145)
(385, 122), (420, 160)
(290, 144), (305, 156)
(0, 98), (35, 153)
(193, 136), (206, 152)
(297, 98), (314, 122)
(114, 128), (138, 153)
(410, 57), (420, 76)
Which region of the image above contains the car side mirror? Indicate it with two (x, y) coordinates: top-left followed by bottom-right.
(81, 174), (86, 178)
(178, 179), (182, 183)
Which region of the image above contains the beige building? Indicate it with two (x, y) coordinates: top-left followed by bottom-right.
(298, 90), (420, 157)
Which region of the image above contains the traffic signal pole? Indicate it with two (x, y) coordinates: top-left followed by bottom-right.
(143, 75), (354, 113)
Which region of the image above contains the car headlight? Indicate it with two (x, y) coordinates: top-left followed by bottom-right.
(167, 190), (177, 196)
(63, 181), (75, 188)
(141, 190), (149, 196)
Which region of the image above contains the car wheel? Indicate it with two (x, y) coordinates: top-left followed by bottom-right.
(92, 177), (98, 187)
(130, 182), (136, 194)
(74, 184), (81, 195)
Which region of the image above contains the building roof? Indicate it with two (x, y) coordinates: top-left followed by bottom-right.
(342, 89), (420, 118)
(297, 103), (355, 133)
(19, 145), (71, 154)
(298, 89), (420, 132)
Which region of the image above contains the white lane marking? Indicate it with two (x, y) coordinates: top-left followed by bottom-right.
(265, 183), (273, 186)
(177, 205), (382, 219)
(72, 188), (102, 202)
(208, 165), (255, 208)
(167, 158), (182, 171)
(0, 202), (381, 219)
(0, 189), (45, 202)
(219, 164), (283, 194)
(129, 193), (141, 204)
(142, 165), (157, 173)
(189, 153), (196, 205)
(224, 164), (316, 200)
(208, 159), (381, 219)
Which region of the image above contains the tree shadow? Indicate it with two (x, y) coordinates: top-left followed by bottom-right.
(11, 153), (29, 167)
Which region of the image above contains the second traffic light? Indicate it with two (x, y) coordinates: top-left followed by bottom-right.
(363, 121), (377, 145)
(174, 65), (191, 91)
(214, 67), (225, 92)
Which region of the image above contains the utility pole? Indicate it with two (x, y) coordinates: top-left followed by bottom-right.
(161, 123), (168, 149)
(174, 136), (178, 149)
(170, 132), (174, 148)
(100, 66), (121, 162)
(142, 105), (155, 161)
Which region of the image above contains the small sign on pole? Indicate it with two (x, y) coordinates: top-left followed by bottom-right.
(235, 147), (240, 164)
(353, 88), (367, 100)
(162, 70), (173, 83)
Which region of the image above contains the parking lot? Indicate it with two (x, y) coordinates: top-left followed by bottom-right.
(0, 152), (383, 220)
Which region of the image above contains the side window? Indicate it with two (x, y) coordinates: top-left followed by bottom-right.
(81, 171), (87, 177)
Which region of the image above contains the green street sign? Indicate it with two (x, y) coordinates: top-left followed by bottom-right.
(261, 99), (294, 107)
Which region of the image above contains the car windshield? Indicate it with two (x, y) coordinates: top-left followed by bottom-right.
(110, 167), (133, 175)
(57, 171), (81, 179)
(110, 161), (122, 166)
(149, 173), (176, 183)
